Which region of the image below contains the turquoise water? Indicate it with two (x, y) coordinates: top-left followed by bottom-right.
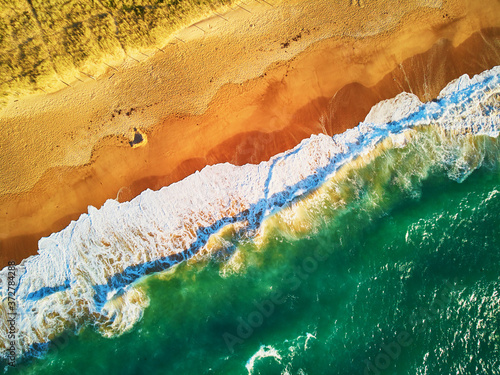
(7, 131), (500, 374)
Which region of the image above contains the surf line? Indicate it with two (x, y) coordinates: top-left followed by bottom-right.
(6, 260), (17, 366)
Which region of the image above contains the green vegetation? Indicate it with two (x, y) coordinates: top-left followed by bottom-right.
(0, 0), (234, 103)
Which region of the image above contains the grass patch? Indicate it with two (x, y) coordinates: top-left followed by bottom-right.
(0, 0), (235, 104)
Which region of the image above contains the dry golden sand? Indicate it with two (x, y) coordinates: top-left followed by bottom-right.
(1, 0), (500, 267)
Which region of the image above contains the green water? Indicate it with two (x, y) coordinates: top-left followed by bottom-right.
(8, 134), (500, 375)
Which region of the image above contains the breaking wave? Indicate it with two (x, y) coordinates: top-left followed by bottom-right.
(1, 66), (499, 362)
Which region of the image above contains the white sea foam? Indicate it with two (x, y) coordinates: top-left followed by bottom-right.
(0, 66), (499, 361)
(364, 92), (423, 125)
(246, 345), (282, 374)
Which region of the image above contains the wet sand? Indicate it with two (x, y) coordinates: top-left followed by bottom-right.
(1, 0), (500, 267)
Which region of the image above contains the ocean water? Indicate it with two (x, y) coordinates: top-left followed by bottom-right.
(7, 131), (500, 375)
(1, 67), (500, 374)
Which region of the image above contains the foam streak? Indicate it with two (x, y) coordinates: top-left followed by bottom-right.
(1, 66), (499, 361)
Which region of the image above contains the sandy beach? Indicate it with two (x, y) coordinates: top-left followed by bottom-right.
(1, 0), (500, 268)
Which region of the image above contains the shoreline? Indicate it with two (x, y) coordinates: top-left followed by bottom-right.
(1, 64), (499, 360)
(1, 0), (500, 268)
